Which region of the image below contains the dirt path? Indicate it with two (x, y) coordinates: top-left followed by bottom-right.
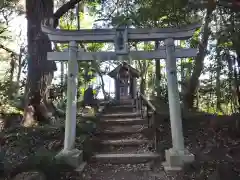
(82, 163), (165, 180)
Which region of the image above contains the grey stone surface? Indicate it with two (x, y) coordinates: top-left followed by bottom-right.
(163, 148), (194, 171)
(55, 149), (83, 168)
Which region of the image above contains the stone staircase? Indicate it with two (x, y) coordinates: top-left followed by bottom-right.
(91, 99), (160, 164)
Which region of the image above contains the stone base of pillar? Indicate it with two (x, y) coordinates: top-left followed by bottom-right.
(162, 148), (195, 171)
(55, 148), (83, 168)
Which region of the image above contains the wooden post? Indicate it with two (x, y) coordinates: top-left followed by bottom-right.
(114, 79), (117, 100)
(116, 79), (120, 102)
(133, 78), (137, 98)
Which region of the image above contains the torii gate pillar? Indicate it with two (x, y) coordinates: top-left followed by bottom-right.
(162, 38), (194, 171)
(55, 41), (83, 168)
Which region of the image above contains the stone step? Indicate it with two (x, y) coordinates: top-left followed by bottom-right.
(96, 125), (146, 136)
(102, 112), (141, 119)
(111, 104), (136, 108)
(100, 146), (152, 154)
(100, 139), (151, 146)
(91, 153), (160, 164)
(99, 139), (154, 154)
(100, 118), (147, 125)
(106, 109), (136, 114)
(110, 101), (135, 107)
(93, 133), (147, 141)
(119, 99), (134, 104)
(106, 105), (136, 113)
(96, 129), (145, 136)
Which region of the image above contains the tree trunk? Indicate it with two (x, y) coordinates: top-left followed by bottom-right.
(230, 12), (240, 112)
(140, 77), (145, 95)
(8, 57), (15, 99)
(234, 51), (240, 112)
(23, 0), (56, 126)
(216, 46), (222, 112)
(226, 51), (236, 113)
(16, 47), (24, 89)
(155, 41), (161, 96)
(98, 71), (107, 100)
(23, 0), (84, 126)
(183, 8), (213, 109)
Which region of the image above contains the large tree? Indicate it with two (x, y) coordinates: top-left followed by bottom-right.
(24, 0), (84, 125)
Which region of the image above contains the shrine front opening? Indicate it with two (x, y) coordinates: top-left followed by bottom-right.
(41, 21), (200, 171)
(108, 62), (139, 102)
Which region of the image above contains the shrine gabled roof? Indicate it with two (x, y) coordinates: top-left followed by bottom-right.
(108, 63), (140, 78)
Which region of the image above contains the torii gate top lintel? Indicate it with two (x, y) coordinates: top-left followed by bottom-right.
(41, 21), (201, 61)
(41, 21), (201, 43)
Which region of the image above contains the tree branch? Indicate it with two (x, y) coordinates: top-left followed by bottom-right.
(53, 0), (83, 28)
(0, 27), (8, 35)
(0, 44), (18, 56)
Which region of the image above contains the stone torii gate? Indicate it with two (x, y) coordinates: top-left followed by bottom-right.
(41, 21), (200, 170)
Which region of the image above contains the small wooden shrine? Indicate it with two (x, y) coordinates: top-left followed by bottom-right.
(108, 62), (139, 101)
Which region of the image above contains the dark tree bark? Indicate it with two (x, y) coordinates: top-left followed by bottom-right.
(216, 47), (222, 112)
(183, 8), (213, 109)
(231, 16), (240, 112)
(98, 72), (107, 100)
(16, 47), (25, 89)
(24, 0), (56, 126)
(23, 0), (83, 126)
(233, 50), (240, 112)
(226, 51), (236, 112)
(155, 41), (161, 96)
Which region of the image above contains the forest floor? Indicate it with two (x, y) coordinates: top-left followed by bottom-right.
(1, 111), (240, 180)
(155, 112), (240, 180)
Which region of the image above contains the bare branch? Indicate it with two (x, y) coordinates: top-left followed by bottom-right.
(94, 0), (119, 23)
(0, 44), (19, 56)
(53, 0), (83, 28)
(0, 27), (8, 35)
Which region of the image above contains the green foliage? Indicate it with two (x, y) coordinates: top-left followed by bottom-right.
(0, 80), (23, 114)
(189, 28), (201, 48)
(0, 0), (24, 13)
(87, 43), (104, 52)
(0, 0), (24, 41)
(0, 103), (22, 114)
